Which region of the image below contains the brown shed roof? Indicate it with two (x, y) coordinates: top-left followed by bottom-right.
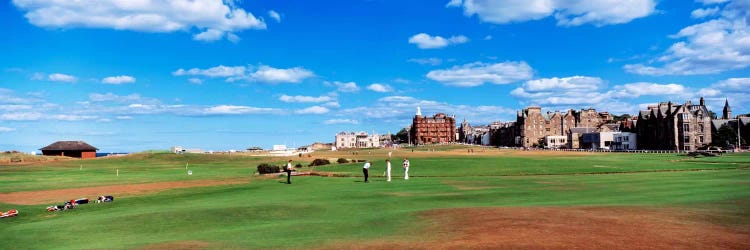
(40, 141), (98, 151)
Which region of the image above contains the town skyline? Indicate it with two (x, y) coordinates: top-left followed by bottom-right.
(1, 0), (750, 152)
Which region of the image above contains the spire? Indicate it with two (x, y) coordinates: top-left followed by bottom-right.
(723, 99), (732, 119)
(700, 96), (705, 106)
(416, 106), (422, 116)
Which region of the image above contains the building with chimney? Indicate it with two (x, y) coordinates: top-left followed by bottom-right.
(637, 98), (712, 151)
(410, 107), (457, 144)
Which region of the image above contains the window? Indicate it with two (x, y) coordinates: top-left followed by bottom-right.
(684, 136), (690, 143)
(683, 124), (690, 132)
(624, 136), (629, 142)
(546, 128), (550, 132)
(699, 136), (704, 143)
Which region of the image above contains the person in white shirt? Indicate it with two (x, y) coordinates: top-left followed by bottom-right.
(402, 157), (410, 180)
(363, 161), (372, 183)
(285, 160), (294, 184)
(385, 159), (392, 182)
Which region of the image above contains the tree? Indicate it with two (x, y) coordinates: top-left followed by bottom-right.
(393, 128), (409, 143)
(612, 114), (632, 122)
(712, 124), (745, 148)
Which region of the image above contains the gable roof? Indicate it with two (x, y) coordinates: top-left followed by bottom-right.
(40, 141), (98, 151)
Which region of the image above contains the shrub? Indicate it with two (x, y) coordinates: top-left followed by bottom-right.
(309, 158), (331, 167)
(337, 158), (349, 164)
(257, 163), (281, 174)
(357, 159), (366, 163)
(295, 163), (304, 168)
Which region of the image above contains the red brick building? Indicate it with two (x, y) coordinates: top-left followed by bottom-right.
(40, 141), (98, 159)
(410, 107), (457, 144)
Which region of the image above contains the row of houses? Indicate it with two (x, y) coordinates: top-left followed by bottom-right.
(460, 97), (748, 151)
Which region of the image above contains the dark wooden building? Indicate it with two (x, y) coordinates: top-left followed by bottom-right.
(40, 141), (98, 158)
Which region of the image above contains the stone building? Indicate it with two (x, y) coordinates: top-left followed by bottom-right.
(335, 131), (381, 149)
(636, 98), (712, 151)
(515, 106), (614, 148)
(711, 100), (749, 148)
(410, 107), (457, 144)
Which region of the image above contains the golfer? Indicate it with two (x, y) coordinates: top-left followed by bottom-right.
(363, 161), (371, 183)
(385, 159), (392, 182)
(285, 160), (294, 184)
(403, 157), (410, 180)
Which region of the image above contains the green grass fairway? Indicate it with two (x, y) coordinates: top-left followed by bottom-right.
(1, 150), (749, 249)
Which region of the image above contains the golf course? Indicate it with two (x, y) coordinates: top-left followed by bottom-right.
(1, 146), (749, 249)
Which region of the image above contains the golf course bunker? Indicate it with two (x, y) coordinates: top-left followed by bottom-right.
(0, 179), (246, 205)
(338, 206), (750, 249)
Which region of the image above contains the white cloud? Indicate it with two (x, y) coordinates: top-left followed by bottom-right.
(448, 0), (656, 27)
(322, 101), (341, 108)
(173, 65), (246, 78)
(0, 112), (96, 121)
(0, 127), (16, 132)
(295, 106), (329, 114)
(102, 75), (136, 84)
(174, 64), (314, 83)
(408, 33), (469, 49)
(484, 35), (493, 40)
(697, 0), (730, 4)
(613, 82), (687, 96)
(116, 116), (134, 120)
(367, 83), (394, 93)
(188, 78), (203, 84)
(324, 119), (359, 125)
(408, 57), (443, 65)
(426, 61), (534, 87)
(691, 7), (720, 19)
(193, 29), (225, 42)
(89, 93), (147, 103)
(328, 81), (360, 92)
(279, 95), (333, 103)
(250, 66), (314, 83)
(268, 10), (281, 22)
(625, 1), (750, 75)
(12, 0), (267, 42)
(523, 76), (603, 91)
(339, 95), (515, 123)
(47, 73), (77, 83)
(202, 105), (279, 115)
(0, 105), (33, 111)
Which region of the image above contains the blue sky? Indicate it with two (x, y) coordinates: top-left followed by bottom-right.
(1, 0), (749, 152)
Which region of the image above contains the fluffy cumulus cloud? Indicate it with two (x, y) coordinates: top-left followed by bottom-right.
(625, 0), (750, 75)
(426, 61), (534, 87)
(11, 0), (267, 42)
(408, 33), (469, 49)
(448, 0), (656, 27)
(509, 76), (709, 113)
(366, 83), (394, 93)
(102, 75), (136, 84)
(697, 78), (750, 108)
(47, 73), (77, 83)
(323, 119), (359, 125)
(250, 66), (314, 83)
(279, 94), (333, 103)
(295, 106), (329, 114)
(173, 64), (314, 83)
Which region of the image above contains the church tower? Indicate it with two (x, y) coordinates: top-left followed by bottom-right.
(723, 99), (732, 119)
